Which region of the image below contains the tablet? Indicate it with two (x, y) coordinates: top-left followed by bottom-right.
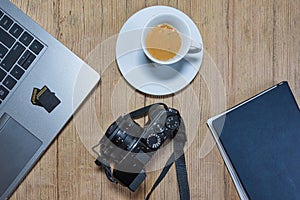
(207, 81), (300, 200)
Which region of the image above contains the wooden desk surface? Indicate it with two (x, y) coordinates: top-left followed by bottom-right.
(9, 0), (299, 199)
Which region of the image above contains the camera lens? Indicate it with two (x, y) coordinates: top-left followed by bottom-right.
(105, 122), (118, 139)
(112, 130), (126, 144)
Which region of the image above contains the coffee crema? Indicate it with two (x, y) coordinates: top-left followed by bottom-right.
(145, 24), (182, 61)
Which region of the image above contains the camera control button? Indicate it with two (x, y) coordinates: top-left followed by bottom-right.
(153, 122), (165, 133)
(166, 115), (180, 130)
(146, 134), (161, 149)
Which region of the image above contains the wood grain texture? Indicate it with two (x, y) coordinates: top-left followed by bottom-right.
(8, 0), (299, 199)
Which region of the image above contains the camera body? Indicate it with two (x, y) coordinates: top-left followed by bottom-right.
(94, 104), (181, 191)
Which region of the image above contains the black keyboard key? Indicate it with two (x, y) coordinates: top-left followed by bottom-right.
(9, 23), (23, 38)
(11, 65), (24, 80)
(21, 53), (36, 70)
(0, 68), (6, 82)
(0, 43), (8, 58)
(0, 27), (15, 48)
(18, 50), (30, 66)
(19, 31), (33, 46)
(29, 40), (44, 55)
(0, 42), (25, 72)
(0, 10), (3, 18)
(3, 75), (17, 90)
(0, 85), (9, 100)
(0, 15), (13, 30)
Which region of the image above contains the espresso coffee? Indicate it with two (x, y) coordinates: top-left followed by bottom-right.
(145, 24), (182, 61)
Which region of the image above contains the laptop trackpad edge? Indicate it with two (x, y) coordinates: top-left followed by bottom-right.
(0, 113), (42, 196)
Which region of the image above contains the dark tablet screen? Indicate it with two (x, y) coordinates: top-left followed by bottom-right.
(212, 82), (300, 200)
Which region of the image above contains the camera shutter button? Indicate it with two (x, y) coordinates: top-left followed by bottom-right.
(146, 133), (161, 149)
(153, 122), (165, 133)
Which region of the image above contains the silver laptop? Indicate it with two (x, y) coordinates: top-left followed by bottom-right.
(0, 1), (100, 199)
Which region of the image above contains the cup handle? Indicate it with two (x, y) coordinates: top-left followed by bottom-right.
(188, 41), (202, 54)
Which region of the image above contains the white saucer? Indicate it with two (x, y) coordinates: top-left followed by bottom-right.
(116, 6), (203, 96)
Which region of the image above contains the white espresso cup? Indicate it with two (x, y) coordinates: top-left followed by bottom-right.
(141, 13), (202, 65)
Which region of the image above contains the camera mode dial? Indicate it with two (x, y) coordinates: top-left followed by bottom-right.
(166, 115), (180, 130)
(146, 133), (162, 149)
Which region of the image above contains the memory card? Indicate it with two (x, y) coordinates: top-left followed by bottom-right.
(36, 85), (48, 100)
(31, 88), (42, 106)
(36, 86), (61, 113)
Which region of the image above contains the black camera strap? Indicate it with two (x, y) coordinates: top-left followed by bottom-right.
(130, 103), (190, 199)
(145, 118), (190, 200)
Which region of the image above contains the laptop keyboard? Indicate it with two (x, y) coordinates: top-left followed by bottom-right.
(0, 9), (45, 104)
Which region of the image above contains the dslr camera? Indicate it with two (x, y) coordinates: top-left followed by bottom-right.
(93, 103), (182, 191)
